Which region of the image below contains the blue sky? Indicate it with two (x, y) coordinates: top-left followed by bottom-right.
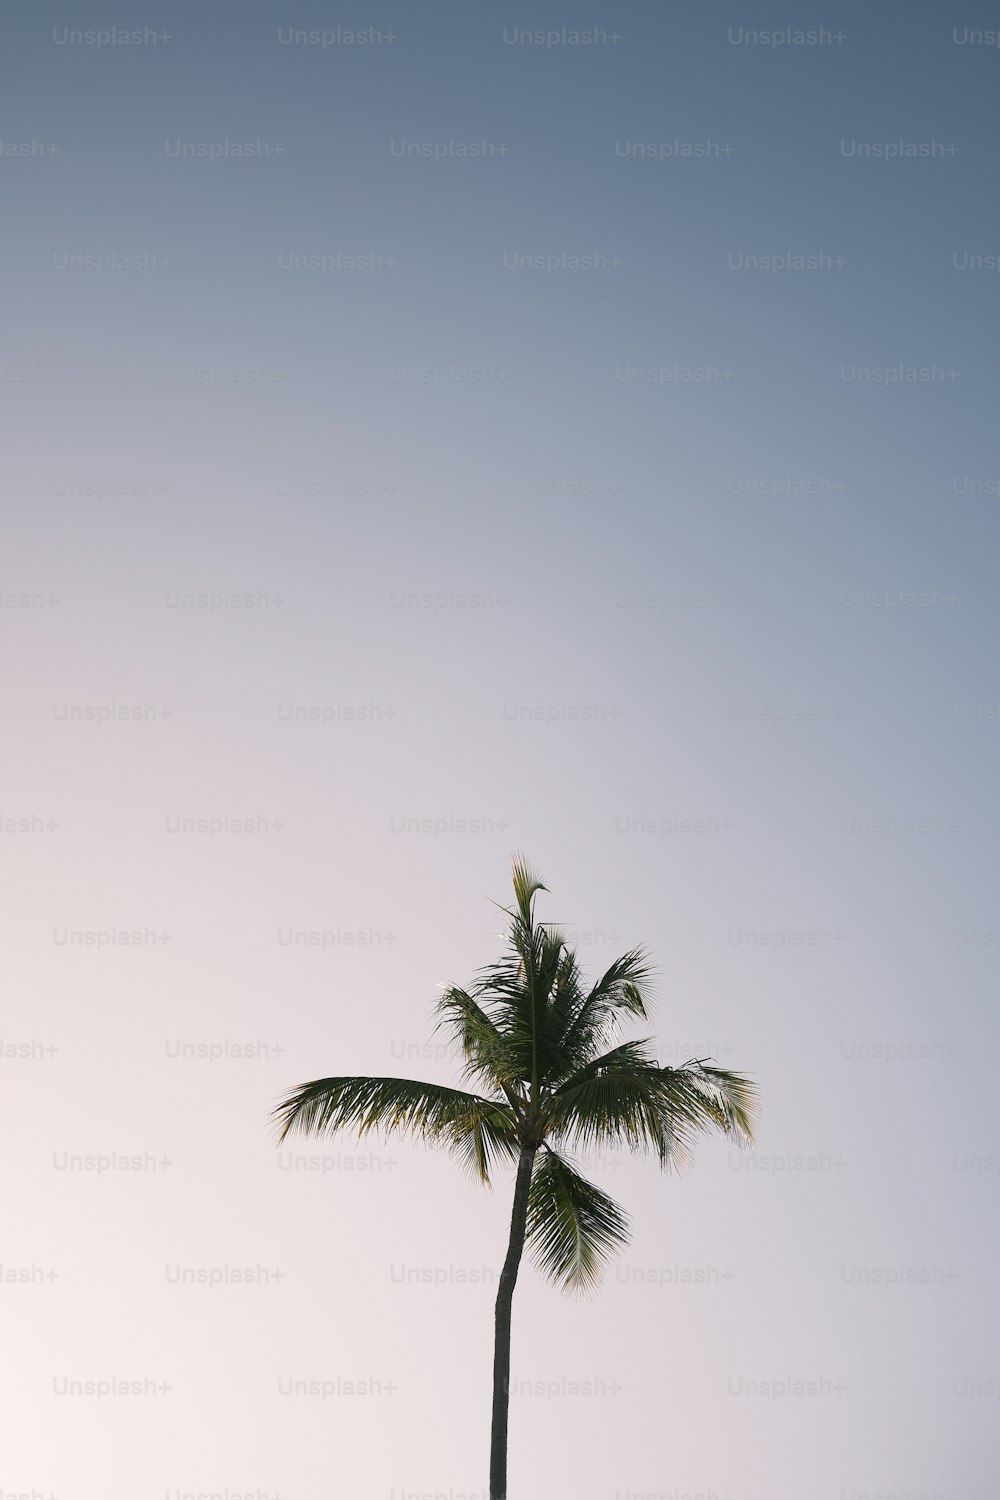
(4, 3), (999, 1497)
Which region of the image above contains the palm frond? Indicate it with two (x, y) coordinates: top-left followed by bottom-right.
(433, 986), (525, 1106)
(466, 958), (536, 1083)
(271, 1075), (519, 1182)
(526, 1146), (630, 1296)
(542, 1047), (681, 1166)
(542, 1049), (757, 1171)
(510, 853), (548, 927)
(547, 1037), (658, 1092)
(451, 1104), (523, 1185)
(536, 945), (590, 1082)
(554, 947), (654, 1072)
(660, 1060), (759, 1151)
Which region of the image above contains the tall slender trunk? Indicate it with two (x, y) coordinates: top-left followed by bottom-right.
(489, 1142), (536, 1500)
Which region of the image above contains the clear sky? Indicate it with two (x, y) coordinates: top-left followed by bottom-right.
(3, 2), (999, 1497)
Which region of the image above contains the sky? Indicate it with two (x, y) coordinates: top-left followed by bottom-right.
(3, 2), (1000, 1497)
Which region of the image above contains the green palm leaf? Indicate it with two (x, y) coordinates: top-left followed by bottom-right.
(655, 1060), (759, 1151)
(543, 1047), (758, 1171)
(553, 947), (654, 1074)
(526, 1147), (631, 1296)
(510, 853), (548, 926)
(433, 985), (525, 1107)
(272, 1076), (519, 1184)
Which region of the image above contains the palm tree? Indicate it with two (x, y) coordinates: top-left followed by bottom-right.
(272, 857), (758, 1500)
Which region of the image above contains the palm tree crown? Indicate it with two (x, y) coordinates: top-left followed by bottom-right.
(272, 855), (758, 1295)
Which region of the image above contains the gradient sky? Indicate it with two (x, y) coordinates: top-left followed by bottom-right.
(3, 3), (999, 1498)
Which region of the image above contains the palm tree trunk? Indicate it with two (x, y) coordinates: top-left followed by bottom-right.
(489, 1142), (536, 1500)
